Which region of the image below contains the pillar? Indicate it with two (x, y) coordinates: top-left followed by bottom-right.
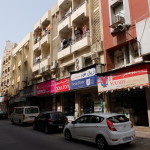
(104, 93), (111, 113)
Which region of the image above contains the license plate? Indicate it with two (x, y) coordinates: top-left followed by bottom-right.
(123, 136), (131, 141)
(58, 126), (63, 129)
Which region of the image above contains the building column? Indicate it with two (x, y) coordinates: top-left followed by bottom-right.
(104, 93), (111, 113)
(146, 88), (150, 127)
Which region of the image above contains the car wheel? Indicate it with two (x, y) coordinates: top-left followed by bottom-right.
(44, 126), (49, 134)
(65, 130), (72, 141)
(96, 136), (107, 150)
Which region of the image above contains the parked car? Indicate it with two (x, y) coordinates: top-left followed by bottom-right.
(0, 111), (8, 119)
(64, 113), (135, 149)
(11, 106), (39, 125)
(33, 111), (68, 133)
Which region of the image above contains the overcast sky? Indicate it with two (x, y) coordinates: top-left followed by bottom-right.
(0, 0), (57, 58)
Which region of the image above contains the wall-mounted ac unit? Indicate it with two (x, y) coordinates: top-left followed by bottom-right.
(51, 60), (57, 70)
(115, 15), (125, 23)
(91, 52), (99, 60)
(75, 57), (85, 71)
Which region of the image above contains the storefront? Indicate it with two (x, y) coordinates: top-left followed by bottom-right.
(35, 80), (55, 111)
(55, 78), (75, 117)
(70, 66), (99, 117)
(97, 63), (150, 127)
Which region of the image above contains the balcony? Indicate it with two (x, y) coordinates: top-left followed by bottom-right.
(58, 46), (71, 60)
(58, 15), (71, 33)
(58, 0), (72, 8)
(32, 63), (40, 72)
(40, 57), (50, 68)
(71, 35), (91, 53)
(41, 10), (50, 24)
(33, 41), (40, 52)
(41, 34), (50, 46)
(71, 2), (89, 24)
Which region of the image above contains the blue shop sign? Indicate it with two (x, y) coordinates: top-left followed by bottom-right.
(70, 68), (97, 90)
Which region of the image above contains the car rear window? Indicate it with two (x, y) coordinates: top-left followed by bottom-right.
(25, 108), (38, 114)
(50, 112), (65, 120)
(108, 115), (129, 123)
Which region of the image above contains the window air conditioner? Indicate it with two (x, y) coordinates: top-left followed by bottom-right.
(91, 52), (99, 60)
(115, 15), (125, 23)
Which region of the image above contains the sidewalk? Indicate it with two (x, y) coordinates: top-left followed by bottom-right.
(135, 126), (150, 138)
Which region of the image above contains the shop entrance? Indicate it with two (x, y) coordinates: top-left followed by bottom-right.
(110, 88), (149, 126)
(80, 93), (94, 115)
(63, 92), (75, 116)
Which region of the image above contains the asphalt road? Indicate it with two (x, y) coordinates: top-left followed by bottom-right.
(0, 119), (150, 150)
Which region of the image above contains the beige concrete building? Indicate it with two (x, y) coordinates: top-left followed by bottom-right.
(9, 33), (33, 105)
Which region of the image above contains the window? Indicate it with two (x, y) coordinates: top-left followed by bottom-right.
(15, 108), (23, 114)
(88, 115), (104, 123)
(108, 115), (129, 123)
(114, 49), (124, 68)
(25, 107), (38, 114)
(132, 42), (139, 58)
(76, 116), (89, 123)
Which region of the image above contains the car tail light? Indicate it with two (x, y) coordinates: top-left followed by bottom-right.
(48, 118), (54, 123)
(106, 119), (117, 131)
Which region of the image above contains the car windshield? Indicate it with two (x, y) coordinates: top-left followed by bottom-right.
(50, 112), (65, 120)
(25, 108), (38, 114)
(108, 115), (129, 123)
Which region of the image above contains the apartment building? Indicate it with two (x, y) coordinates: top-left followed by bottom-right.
(98, 0), (150, 126)
(28, 0), (104, 116)
(9, 33), (33, 109)
(0, 41), (16, 112)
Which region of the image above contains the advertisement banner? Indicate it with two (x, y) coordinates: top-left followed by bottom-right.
(70, 68), (97, 90)
(36, 80), (55, 96)
(97, 64), (150, 93)
(55, 78), (70, 93)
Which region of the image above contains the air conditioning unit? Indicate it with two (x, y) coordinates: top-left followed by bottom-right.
(75, 57), (85, 71)
(91, 52), (99, 60)
(51, 60), (57, 70)
(115, 15), (125, 23)
(60, 66), (65, 72)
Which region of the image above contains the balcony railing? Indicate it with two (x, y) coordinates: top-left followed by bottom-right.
(58, 46), (71, 60)
(71, 32), (90, 53)
(71, 1), (89, 23)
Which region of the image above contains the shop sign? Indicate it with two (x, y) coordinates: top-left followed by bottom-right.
(55, 78), (70, 93)
(70, 68), (97, 90)
(36, 80), (55, 96)
(97, 64), (150, 93)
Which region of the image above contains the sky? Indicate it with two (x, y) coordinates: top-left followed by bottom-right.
(0, 0), (57, 58)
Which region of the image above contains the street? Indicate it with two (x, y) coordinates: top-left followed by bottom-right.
(0, 120), (150, 150)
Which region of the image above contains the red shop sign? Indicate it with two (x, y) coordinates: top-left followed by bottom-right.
(56, 78), (70, 93)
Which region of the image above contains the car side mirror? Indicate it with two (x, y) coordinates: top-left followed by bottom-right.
(72, 121), (76, 124)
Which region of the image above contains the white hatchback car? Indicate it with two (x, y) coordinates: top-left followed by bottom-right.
(64, 113), (135, 149)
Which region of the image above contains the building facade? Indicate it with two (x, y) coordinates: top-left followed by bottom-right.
(100, 0), (150, 126)
(0, 41), (16, 112)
